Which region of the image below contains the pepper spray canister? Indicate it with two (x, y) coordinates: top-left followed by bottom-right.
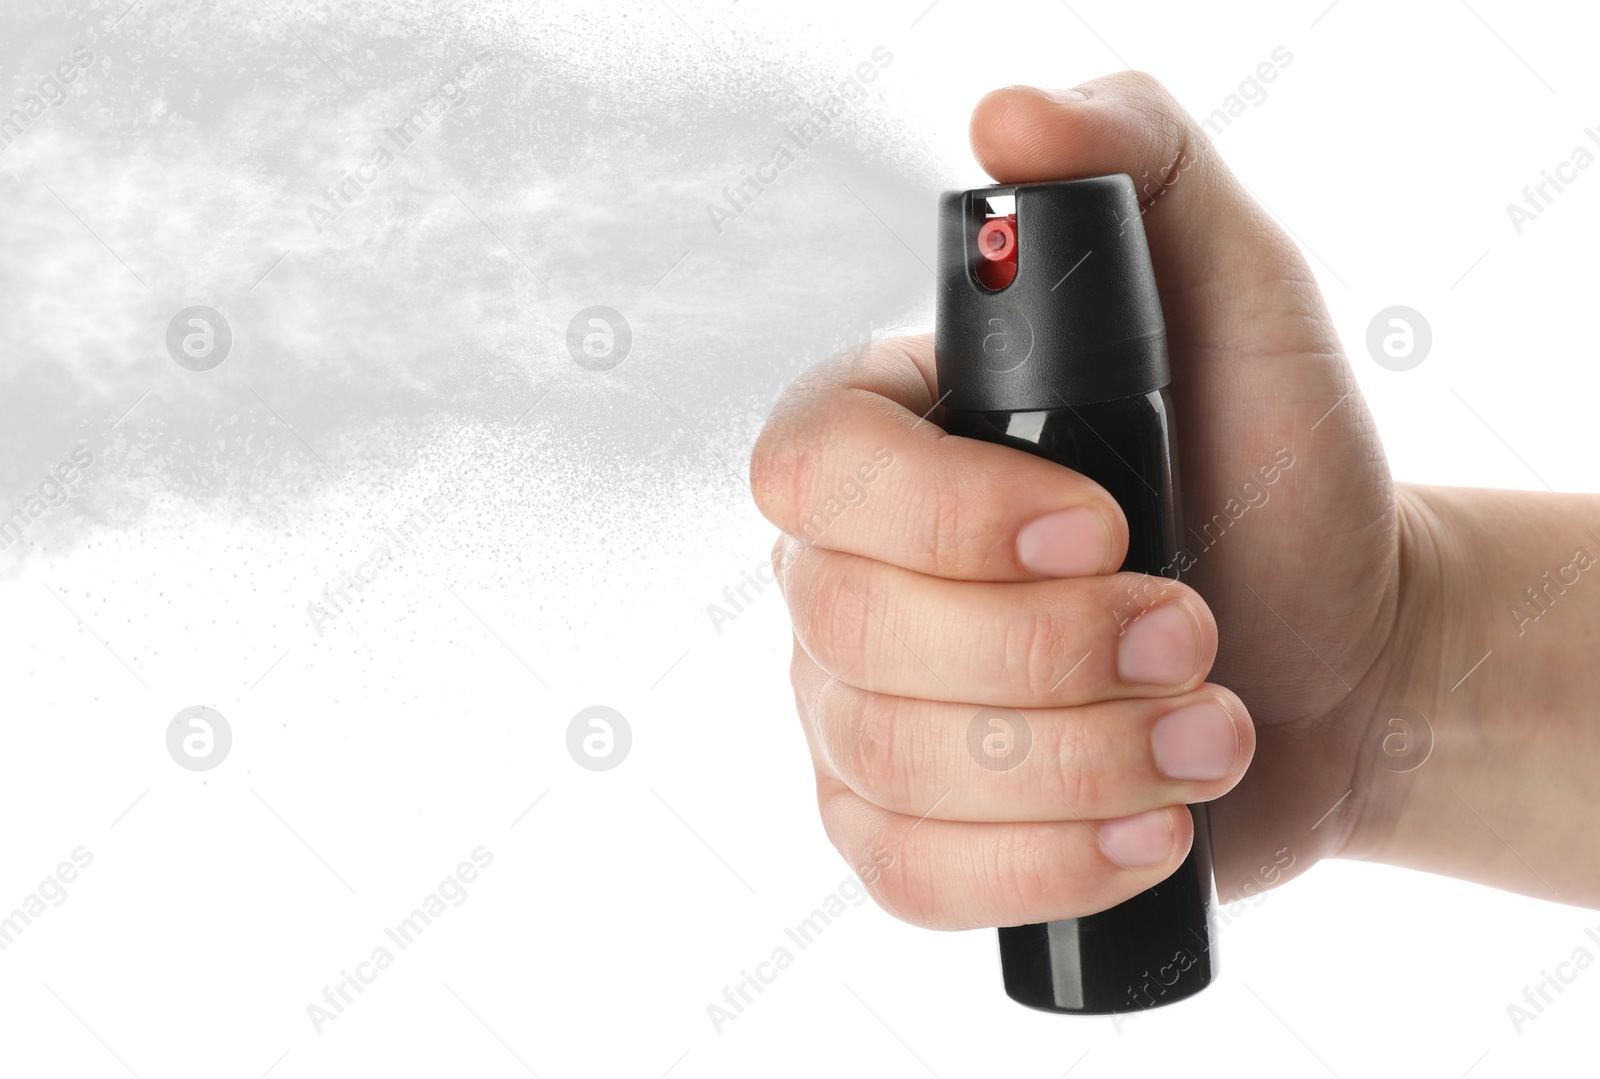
(933, 176), (1218, 1014)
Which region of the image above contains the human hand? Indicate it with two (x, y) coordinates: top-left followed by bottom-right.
(750, 71), (1403, 927)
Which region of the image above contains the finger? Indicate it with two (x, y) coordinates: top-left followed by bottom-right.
(780, 543), (1215, 707)
(966, 74), (1389, 675)
(751, 335), (1128, 581)
(815, 770), (1194, 929)
(792, 644), (1253, 822)
(969, 74), (1330, 358)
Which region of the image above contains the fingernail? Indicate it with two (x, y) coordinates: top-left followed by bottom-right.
(1038, 87), (1089, 102)
(1117, 604), (1200, 685)
(1098, 809), (1174, 868)
(1152, 703), (1238, 781)
(1017, 508), (1110, 577)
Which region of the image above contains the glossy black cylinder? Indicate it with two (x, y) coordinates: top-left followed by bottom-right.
(941, 393), (1217, 1014)
(934, 175), (1218, 1014)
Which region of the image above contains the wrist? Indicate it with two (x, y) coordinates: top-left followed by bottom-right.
(1330, 482), (1457, 864)
(1338, 483), (1600, 903)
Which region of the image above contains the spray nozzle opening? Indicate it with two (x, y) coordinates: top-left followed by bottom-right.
(973, 193), (1018, 290)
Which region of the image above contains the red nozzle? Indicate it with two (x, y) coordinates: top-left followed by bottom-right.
(978, 217), (1016, 260)
(975, 214), (1017, 289)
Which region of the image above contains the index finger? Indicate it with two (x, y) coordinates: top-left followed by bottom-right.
(750, 333), (1129, 582)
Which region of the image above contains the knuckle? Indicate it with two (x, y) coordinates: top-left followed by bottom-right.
(749, 383), (836, 533)
(798, 557), (875, 683)
(1119, 69), (1170, 99)
(1044, 717), (1101, 813)
(868, 832), (949, 929)
(748, 412), (792, 524)
(907, 467), (977, 578)
(787, 639), (814, 704)
(754, 383), (893, 546)
(869, 824), (1068, 931)
(1117, 69), (1188, 130)
(984, 826), (1061, 919)
(833, 690), (920, 812)
(1005, 601), (1076, 702)
(812, 790), (937, 928)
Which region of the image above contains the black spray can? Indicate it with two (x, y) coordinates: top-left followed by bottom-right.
(933, 176), (1217, 1014)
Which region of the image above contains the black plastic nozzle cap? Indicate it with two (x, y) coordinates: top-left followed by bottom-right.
(934, 175), (1170, 412)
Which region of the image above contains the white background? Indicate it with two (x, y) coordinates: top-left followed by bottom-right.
(3, 0), (1599, 1076)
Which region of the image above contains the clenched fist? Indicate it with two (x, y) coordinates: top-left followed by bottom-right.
(751, 72), (1412, 930)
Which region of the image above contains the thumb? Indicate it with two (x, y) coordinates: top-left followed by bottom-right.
(969, 74), (1394, 640)
(969, 73), (1338, 375)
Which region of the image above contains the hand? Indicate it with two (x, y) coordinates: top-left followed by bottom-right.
(750, 72), (1404, 928)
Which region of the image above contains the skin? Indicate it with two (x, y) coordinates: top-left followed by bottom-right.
(750, 71), (1600, 931)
